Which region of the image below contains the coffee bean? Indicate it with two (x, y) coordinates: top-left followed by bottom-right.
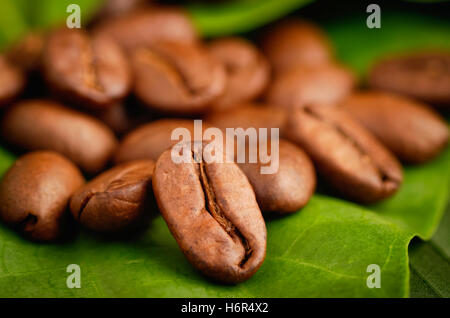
(284, 105), (403, 203)
(42, 28), (131, 110)
(1, 100), (118, 174)
(208, 37), (270, 111)
(70, 160), (155, 233)
(265, 63), (355, 109)
(206, 103), (288, 132)
(341, 91), (449, 164)
(115, 119), (211, 163)
(369, 52), (450, 106)
(261, 19), (333, 73)
(0, 151), (84, 241)
(132, 41), (226, 114)
(0, 55), (25, 107)
(237, 139), (316, 214)
(153, 142), (266, 283)
(94, 7), (198, 52)
(5, 32), (45, 73)
(94, 0), (147, 20)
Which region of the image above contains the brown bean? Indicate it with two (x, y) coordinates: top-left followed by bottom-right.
(0, 55), (25, 107)
(1, 100), (118, 174)
(42, 28), (131, 110)
(261, 19), (333, 73)
(265, 63), (355, 109)
(284, 105), (403, 203)
(340, 91), (449, 164)
(237, 139), (316, 214)
(369, 52), (450, 106)
(70, 160), (155, 233)
(0, 151), (84, 241)
(94, 7), (198, 52)
(153, 142), (266, 283)
(208, 37), (270, 111)
(132, 41), (226, 114)
(115, 119), (211, 163)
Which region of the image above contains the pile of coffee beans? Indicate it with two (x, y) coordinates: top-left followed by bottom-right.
(0, 4), (448, 284)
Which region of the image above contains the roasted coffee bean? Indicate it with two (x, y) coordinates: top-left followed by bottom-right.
(70, 160), (155, 233)
(0, 56), (25, 107)
(261, 19), (333, 73)
(115, 119), (211, 163)
(340, 91), (449, 164)
(206, 103), (288, 133)
(153, 142), (266, 283)
(237, 139), (316, 214)
(208, 37), (270, 111)
(265, 64), (355, 109)
(0, 151), (84, 241)
(369, 52), (450, 106)
(5, 32), (44, 73)
(132, 41), (226, 114)
(94, 7), (198, 52)
(42, 28), (131, 110)
(1, 100), (118, 174)
(284, 105), (403, 203)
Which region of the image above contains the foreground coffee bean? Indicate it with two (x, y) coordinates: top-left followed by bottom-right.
(43, 28), (131, 110)
(0, 56), (25, 107)
(1, 100), (118, 174)
(284, 105), (403, 203)
(369, 52), (450, 106)
(206, 103), (288, 133)
(115, 119), (211, 163)
(94, 7), (198, 52)
(340, 91), (449, 164)
(265, 63), (355, 109)
(0, 151), (84, 241)
(70, 160), (155, 233)
(153, 142), (266, 283)
(261, 19), (333, 73)
(208, 37), (270, 111)
(132, 41), (226, 114)
(237, 139), (316, 214)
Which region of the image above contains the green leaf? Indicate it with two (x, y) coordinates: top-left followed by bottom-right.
(188, 0), (313, 37)
(325, 12), (450, 78)
(0, 0), (29, 50)
(0, 195), (412, 297)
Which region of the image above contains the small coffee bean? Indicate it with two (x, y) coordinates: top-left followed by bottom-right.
(261, 19), (333, 73)
(153, 142), (266, 283)
(237, 139), (316, 214)
(265, 63), (355, 109)
(208, 37), (270, 111)
(369, 52), (450, 106)
(206, 103), (288, 132)
(340, 91), (449, 164)
(70, 160), (155, 233)
(115, 119), (211, 163)
(284, 105), (403, 203)
(94, 7), (198, 52)
(1, 100), (118, 174)
(5, 32), (44, 73)
(42, 28), (131, 110)
(0, 151), (84, 241)
(0, 56), (25, 107)
(132, 41), (226, 114)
